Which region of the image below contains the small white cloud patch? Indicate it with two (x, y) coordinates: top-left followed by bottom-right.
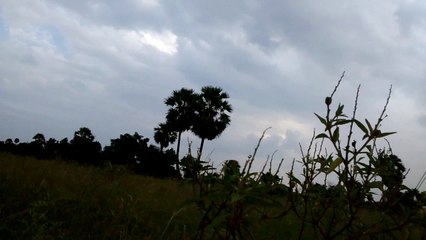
(140, 30), (178, 55)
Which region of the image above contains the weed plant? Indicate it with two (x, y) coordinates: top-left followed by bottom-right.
(186, 73), (426, 239)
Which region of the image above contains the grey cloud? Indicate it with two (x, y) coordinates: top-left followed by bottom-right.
(419, 114), (426, 128)
(1, 0), (426, 189)
(163, 0), (254, 36)
(46, 0), (164, 30)
(0, 18), (8, 40)
(175, 29), (330, 119)
(396, 1), (426, 35)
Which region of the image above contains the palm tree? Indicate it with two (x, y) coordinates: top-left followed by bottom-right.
(164, 88), (198, 171)
(154, 122), (177, 152)
(192, 86), (232, 161)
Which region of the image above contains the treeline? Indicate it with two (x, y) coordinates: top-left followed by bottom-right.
(0, 85), (234, 179)
(0, 127), (178, 178)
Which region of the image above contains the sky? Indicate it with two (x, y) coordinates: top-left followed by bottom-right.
(0, 0), (425, 190)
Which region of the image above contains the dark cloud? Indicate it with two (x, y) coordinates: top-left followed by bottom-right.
(1, 0), (425, 190)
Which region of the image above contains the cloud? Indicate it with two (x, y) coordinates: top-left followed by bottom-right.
(1, 0), (426, 190)
(419, 114), (426, 128)
(139, 30), (178, 55)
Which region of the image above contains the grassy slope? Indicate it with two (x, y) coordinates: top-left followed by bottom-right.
(1, 153), (425, 239)
(0, 153), (197, 239)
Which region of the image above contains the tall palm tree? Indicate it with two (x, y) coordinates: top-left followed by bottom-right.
(164, 88), (198, 171)
(192, 86), (232, 161)
(154, 122), (177, 152)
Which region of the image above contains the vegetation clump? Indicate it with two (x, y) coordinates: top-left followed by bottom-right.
(183, 73), (426, 239)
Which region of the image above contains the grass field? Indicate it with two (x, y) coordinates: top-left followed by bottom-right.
(0, 153), (200, 239)
(1, 153), (425, 239)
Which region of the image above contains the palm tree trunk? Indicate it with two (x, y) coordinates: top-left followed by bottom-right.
(176, 131), (182, 172)
(197, 138), (205, 162)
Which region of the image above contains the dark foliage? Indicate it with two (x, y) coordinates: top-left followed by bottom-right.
(68, 127), (102, 165)
(158, 85), (233, 175)
(192, 86), (232, 161)
(0, 127), (179, 178)
(103, 132), (149, 167)
(164, 88), (198, 172)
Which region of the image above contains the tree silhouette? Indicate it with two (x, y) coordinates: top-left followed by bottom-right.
(375, 151), (407, 206)
(192, 86), (232, 161)
(3, 138), (18, 154)
(103, 133), (178, 178)
(376, 151), (406, 189)
(45, 138), (59, 159)
(70, 127), (102, 165)
(73, 127), (95, 142)
(32, 133), (46, 145)
(103, 132), (149, 168)
(154, 122), (177, 152)
(29, 133), (46, 158)
(135, 145), (178, 178)
(58, 138), (70, 160)
(164, 88), (198, 171)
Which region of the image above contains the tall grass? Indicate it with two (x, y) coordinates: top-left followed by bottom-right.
(1, 153), (424, 239)
(0, 153), (197, 239)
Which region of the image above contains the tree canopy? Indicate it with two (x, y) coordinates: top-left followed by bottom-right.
(192, 86), (232, 161)
(159, 85), (233, 169)
(164, 88), (198, 172)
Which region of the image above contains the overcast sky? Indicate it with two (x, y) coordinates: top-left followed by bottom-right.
(1, 0), (425, 190)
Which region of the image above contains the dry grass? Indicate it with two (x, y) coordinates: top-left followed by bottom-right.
(0, 153), (197, 239)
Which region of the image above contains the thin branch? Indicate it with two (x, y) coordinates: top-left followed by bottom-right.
(242, 127), (271, 175)
(275, 157), (285, 176)
(330, 71), (346, 99)
(257, 158), (269, 181)
(345, 84), (360, 160)
(374, 85), (392, 129)
(346, 85), (361, 181)
(269, 150), (278, 172)
(416, 170), (426, 190)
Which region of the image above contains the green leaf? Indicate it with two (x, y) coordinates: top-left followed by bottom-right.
(357, 162), (370, 168)
(326, 157), (343, 174)
(355, 162), (372, 174)
(335, 119), (352, 125)
(287, 173), (302, 186)
(315, 133), (329, 139)
(331, 127), (340, 142)
(335, 104), (344, 116)
(367, 181), (383, 191)
(354, 119), (369, 135)
(366, 145), (373, 153)
(377, 131), (397, 138)
(314, 113), (327, 126)
(365, 119), (373, 133)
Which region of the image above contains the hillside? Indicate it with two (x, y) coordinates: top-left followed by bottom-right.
(1, 153), (425, 239)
